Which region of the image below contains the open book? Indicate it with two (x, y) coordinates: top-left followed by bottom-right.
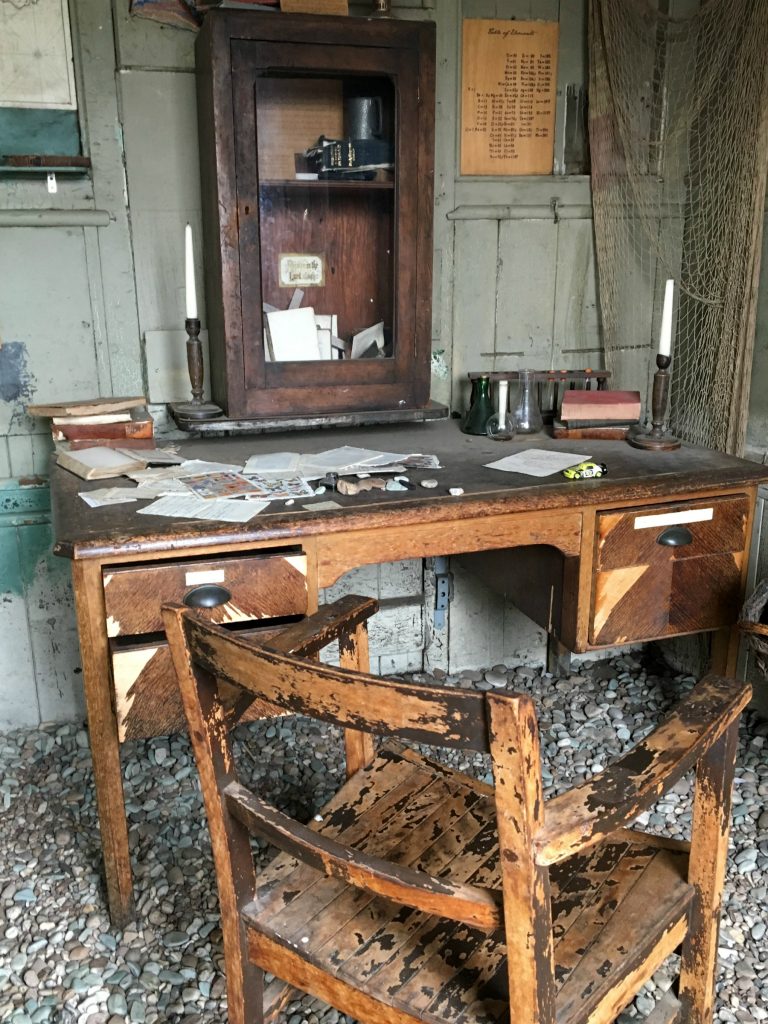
(57, 446), (147, 481)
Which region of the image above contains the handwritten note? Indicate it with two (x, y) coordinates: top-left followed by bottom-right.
(461, 19), (559, 176)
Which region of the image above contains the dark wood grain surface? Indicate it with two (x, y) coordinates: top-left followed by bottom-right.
(51, 421), (768, 560)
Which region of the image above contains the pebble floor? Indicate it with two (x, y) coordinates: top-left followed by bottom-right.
(1, 652), (766, 1024)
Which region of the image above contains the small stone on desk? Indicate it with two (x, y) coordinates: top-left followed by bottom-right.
(420, 478), (438, 489)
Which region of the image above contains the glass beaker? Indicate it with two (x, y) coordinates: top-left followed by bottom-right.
(486, 379), (516, 441)
(514, 369), (543, 433)
(462, 374), (494, 435)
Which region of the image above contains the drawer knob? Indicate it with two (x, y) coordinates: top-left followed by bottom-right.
(184, 584), (232, 608)
(657, 526), (693, 547)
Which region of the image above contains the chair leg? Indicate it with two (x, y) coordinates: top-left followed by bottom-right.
(339, 620), (376, 776)
(238, 958), (265, 1024)
(678, 720), (740, 1023)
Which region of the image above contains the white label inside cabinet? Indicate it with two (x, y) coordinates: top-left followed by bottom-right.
(185, 569), (226, 585)
(634, 508), (713, 530)
(279, 253), (325, 288)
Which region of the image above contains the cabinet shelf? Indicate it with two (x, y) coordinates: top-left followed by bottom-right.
(260, 178), (395, 192)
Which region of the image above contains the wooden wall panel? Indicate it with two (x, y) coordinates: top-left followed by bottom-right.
(452, 219), (499, 415)
(496, 218), (558, 366)
(120, 70), (204, 341)
(551, 218), (602, 368)
(321, 560), (425, 674)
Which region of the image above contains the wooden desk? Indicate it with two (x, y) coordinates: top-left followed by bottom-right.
(51, 422), (768, 926)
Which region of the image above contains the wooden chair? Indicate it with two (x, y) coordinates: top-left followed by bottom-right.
(162, 595), (750, 1024)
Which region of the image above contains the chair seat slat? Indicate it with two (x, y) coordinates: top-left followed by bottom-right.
(227, 780), (501, 931)
(242, 746), (695, 1024)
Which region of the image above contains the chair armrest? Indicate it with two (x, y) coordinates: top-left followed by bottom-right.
(534, 675), (751, 866)
(226, 782), (502, 932)
(264, 595), (379, 658)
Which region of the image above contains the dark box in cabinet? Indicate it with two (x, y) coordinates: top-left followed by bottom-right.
(195, 10), (436, 421)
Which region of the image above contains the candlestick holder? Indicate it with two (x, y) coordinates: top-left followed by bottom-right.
(628, 354), (681, 451)
(171, 317), (223, 421)
(371, 0), (392, 15)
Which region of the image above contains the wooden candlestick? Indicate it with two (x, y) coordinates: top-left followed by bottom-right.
(628, 354), (681, 450)
(171, 317), (223, 421)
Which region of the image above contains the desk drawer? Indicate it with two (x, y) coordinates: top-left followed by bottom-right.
(111, 630), (281, 741)
(103, 550), (307, 637)
(590, 495), (748, 646)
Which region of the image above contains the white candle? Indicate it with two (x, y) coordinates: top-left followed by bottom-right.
(658, 278), (674, 357)
(185, 223), (198, 320)
(496, 379), (509, 421)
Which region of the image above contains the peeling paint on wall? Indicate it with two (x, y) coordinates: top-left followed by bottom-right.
(0, 340), (37, 405)
(0, 479), (53, 596)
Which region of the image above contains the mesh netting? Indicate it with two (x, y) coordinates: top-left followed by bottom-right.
(589, 0), (768, 454)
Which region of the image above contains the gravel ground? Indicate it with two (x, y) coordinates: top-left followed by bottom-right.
(1, 652), (766, 1024)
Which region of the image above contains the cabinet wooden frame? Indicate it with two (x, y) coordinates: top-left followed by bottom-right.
(196, 10), (436, 419)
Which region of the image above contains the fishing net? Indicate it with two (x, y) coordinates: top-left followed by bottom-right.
(589, 0), (768, 453)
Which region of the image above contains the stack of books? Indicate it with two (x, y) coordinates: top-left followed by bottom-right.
(554, 390), (641, 440)
(27, 397), (153, 447)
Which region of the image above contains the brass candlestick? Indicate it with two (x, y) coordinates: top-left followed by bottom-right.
(371, 0), (392, 15)
(172, 317), (223, 420)
(628, 354), (681, 451)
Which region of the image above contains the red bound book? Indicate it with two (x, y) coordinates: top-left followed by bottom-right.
(560, 390), (641, 424)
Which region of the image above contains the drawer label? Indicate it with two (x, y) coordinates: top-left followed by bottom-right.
(634, 507), (713, 530)
(185, 569), (226, 585)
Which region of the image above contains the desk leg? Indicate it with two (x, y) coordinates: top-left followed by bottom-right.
(710, 627), (740, 676)
(72, 560), (134, 927)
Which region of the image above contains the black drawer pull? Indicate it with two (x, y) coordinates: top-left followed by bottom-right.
(656, 526), (693, 547)
(183, 584), (232, 608)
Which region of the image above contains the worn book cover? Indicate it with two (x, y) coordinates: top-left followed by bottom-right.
(51, 407), (154, 441)
(560, 390), (641, 423)
(29, 396), (146, 418)
(56, 447), (147, 481)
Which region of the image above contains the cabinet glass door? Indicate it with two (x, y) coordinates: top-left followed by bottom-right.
(256, 73), (396, 366)
(231, 39), (422, 416)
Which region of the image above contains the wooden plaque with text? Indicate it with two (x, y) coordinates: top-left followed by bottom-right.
(461, 18), (558, 176)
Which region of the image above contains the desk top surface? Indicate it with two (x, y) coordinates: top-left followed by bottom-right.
(51, 420), (768, 560)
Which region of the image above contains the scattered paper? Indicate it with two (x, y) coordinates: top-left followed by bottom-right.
(113, 447), (183, 465)
(127, 466), (189, 483)
(485, 450), (591, 477)
(137, 495), (269, 522)
(132, 478), (190, 499)
(243, 475), (316, 500)
(178, 459), (245, 476)
(184, 472), (265, 500)
(301, 500), (342, 511)
(243, 452), (301, 475)
(79, 488), (139, 507)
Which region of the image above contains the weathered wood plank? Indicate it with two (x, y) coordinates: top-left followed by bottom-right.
(181, 614), (491, 750)
(535, 675), (751, 865)
(487, 692), (555, 1024)
(229, 781), (501, 931)
(678, 720), (741, 1024)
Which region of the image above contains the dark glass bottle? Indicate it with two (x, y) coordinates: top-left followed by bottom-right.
(462, 374), (494, 435)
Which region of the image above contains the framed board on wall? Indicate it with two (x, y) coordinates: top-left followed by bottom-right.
(0, 0), (81, 160)
(461, 18), (558, 176)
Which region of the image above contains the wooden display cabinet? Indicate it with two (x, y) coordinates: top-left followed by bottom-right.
(195, 10), (437, 423)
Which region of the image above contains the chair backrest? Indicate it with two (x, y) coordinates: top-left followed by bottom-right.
(174, 603), (495, 751)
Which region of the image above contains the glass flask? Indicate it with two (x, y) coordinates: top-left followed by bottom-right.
(462, 374), (494, 435)
(514, 369), (544, 433)
(486, 379), (516, 441)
